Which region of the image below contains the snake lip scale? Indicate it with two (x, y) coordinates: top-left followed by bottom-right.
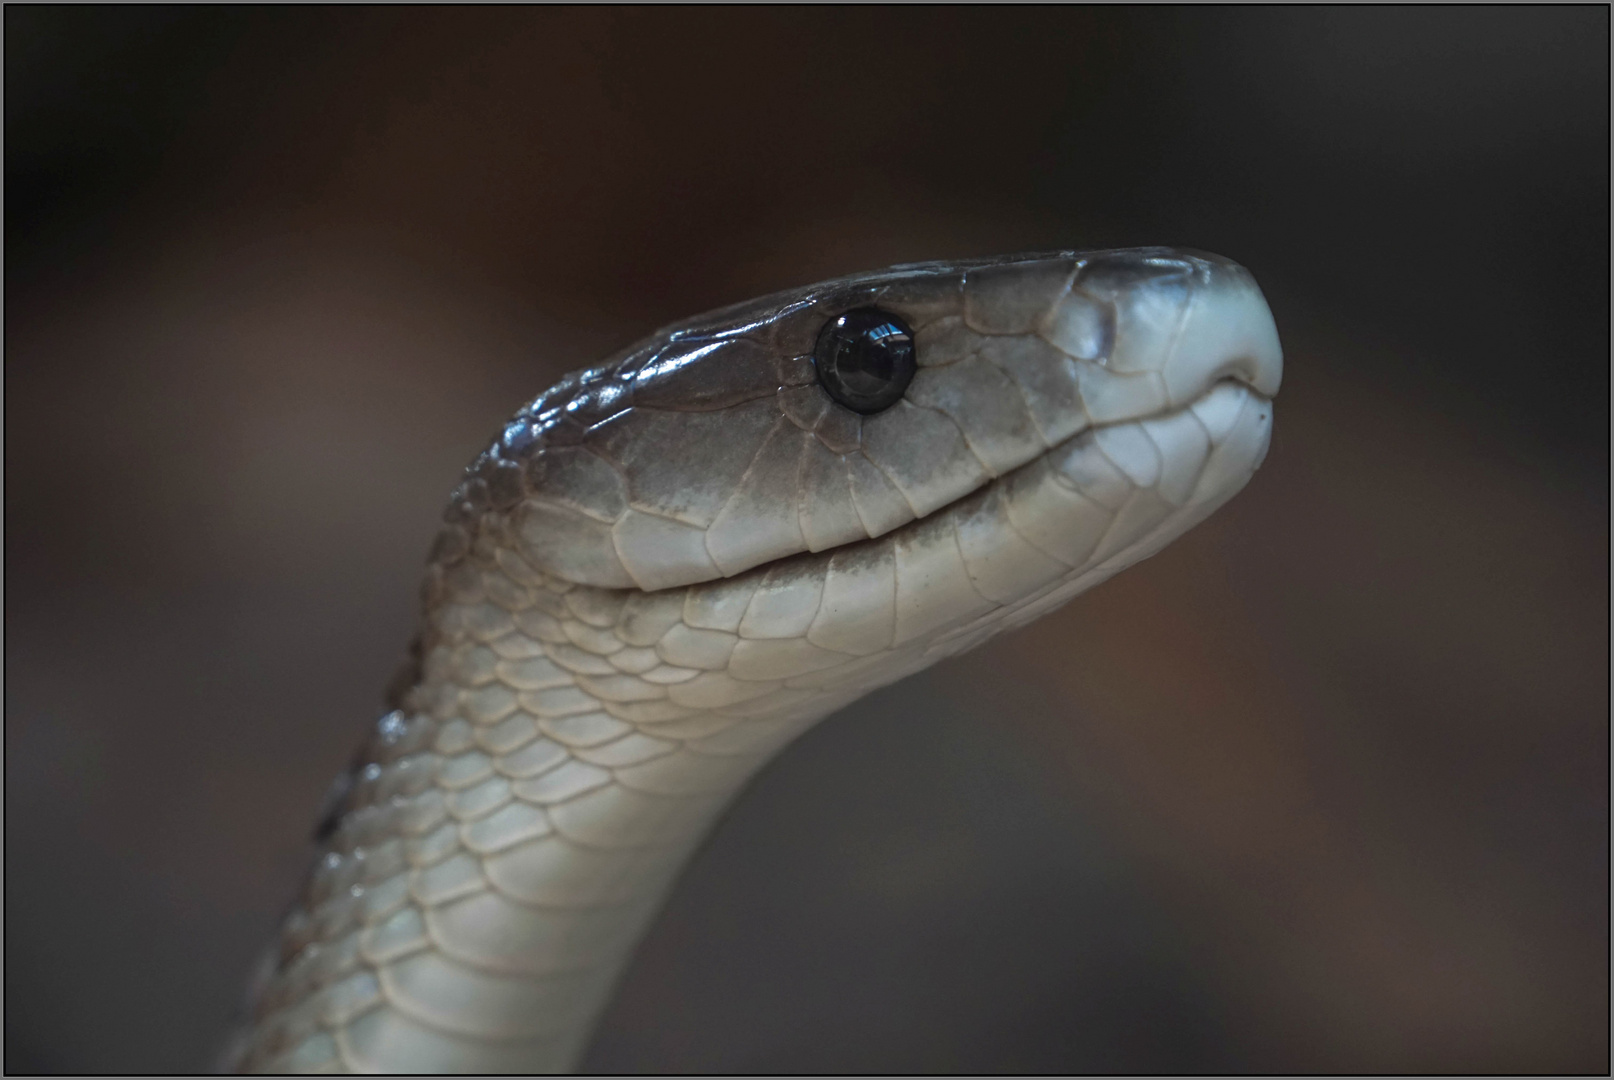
(597, 372), (1271, 613)
(227, 247), (1282, 1074)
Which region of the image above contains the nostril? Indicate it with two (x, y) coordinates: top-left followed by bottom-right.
(1225, 357), (1263, 390)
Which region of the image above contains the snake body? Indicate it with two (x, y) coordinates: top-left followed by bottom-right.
(225, 248), (1282, 1073)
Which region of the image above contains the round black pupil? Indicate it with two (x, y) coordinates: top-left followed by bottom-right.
(813, 307), (917, 414)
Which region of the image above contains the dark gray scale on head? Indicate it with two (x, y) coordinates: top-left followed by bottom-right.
(451, 265), (956, 489)
(627, 337), (786, 412)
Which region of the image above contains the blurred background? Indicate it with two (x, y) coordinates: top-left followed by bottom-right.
(5, 8), (1607, 1074)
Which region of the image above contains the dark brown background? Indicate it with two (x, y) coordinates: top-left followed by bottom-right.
(5, 8), (1608, 1074)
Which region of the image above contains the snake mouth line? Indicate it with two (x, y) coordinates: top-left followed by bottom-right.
(621, 375), (1272, 596)
(1030, 373), (1272, 456)
(880, 371), (1269, 524)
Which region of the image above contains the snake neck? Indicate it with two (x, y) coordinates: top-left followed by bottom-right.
(228, 533), (858, 1074)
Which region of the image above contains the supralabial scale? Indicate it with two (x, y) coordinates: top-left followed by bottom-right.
(224, 248), (1283, 1073)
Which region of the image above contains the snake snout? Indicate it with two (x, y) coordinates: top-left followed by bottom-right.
(1173, 254), (1283, 403)
(1078, 249), (1283, 409)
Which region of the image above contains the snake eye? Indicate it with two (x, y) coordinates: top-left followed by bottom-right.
(812, 307), (917, 414)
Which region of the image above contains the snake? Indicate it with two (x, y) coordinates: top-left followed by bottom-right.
(222, 247), (1282, 1073)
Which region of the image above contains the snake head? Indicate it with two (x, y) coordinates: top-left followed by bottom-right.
(438, 248), (1279, 609)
